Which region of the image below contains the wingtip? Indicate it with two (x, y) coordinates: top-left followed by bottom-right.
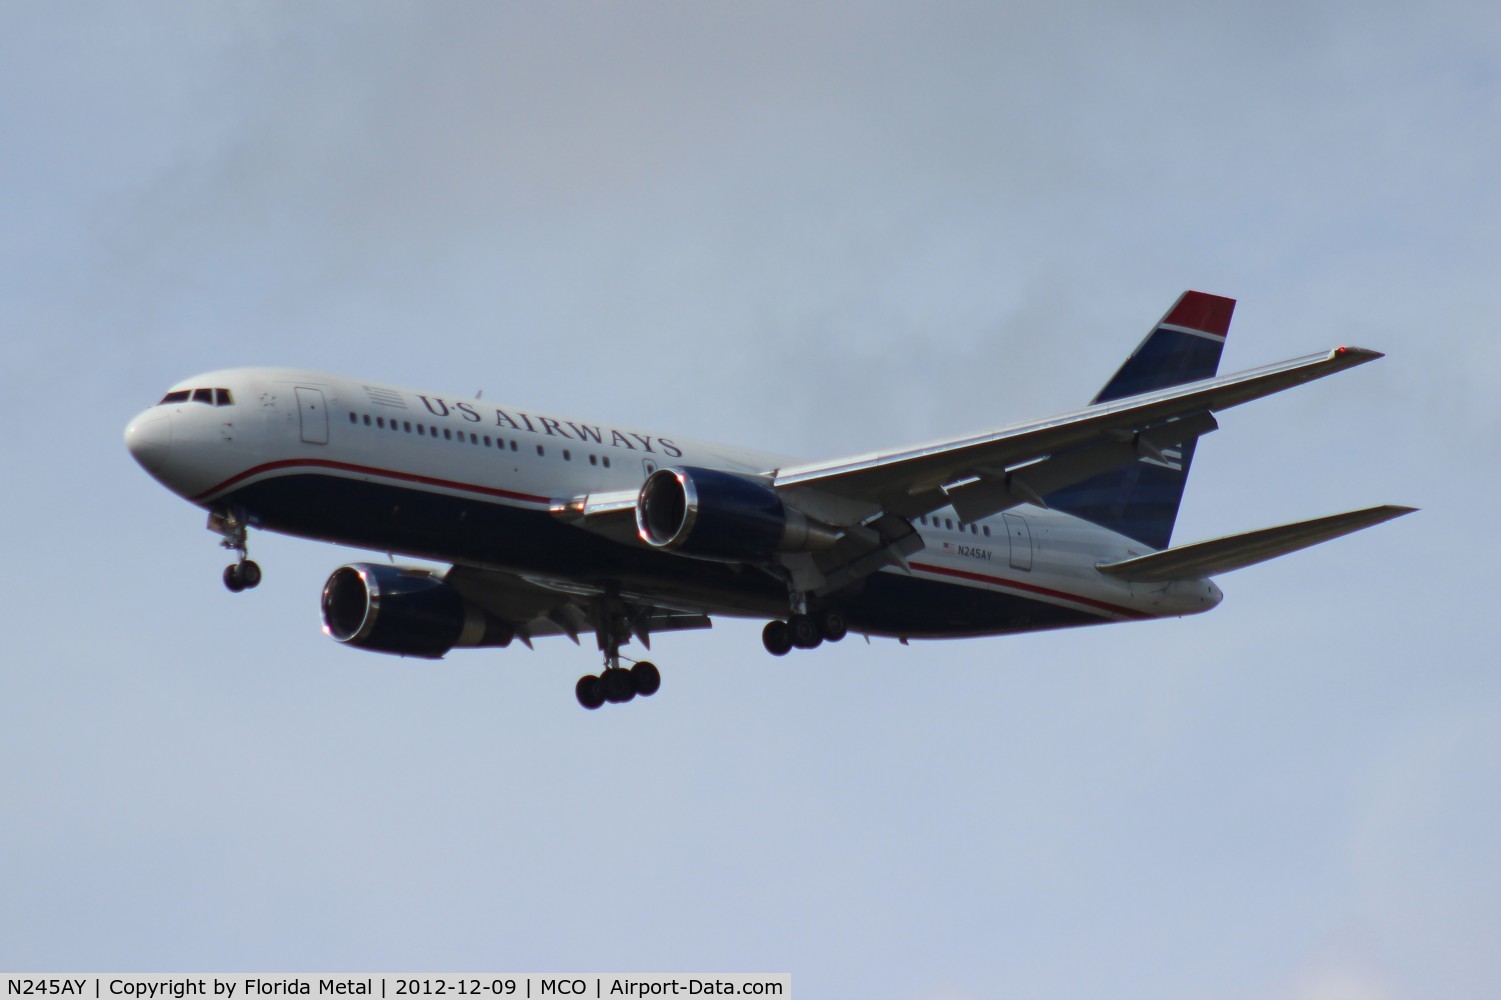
(1331, 345), (1385, 363)
(1361, 504), (1418, 526)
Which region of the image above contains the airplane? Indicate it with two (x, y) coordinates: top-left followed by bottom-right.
(124, 291), (1413, 709)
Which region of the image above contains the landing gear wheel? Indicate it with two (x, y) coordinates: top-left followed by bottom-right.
(223, 560), (261, 592)
(601, 668), (636, 704)
(762, 620), (793, 656)
(816, 609), (847, 643)
(789, 614), (822, 649)
(576, 675), (605, 710)
(239, 560), (262, 589)
(631, 661), (661, 697)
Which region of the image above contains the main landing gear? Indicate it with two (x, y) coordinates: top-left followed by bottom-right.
(762, 609), (847, 656)
(575, 600), (662, 710)
(211, 507), (261, 593)
(575, 661), (660, 710)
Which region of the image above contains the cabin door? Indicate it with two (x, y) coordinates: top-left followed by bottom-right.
(296, 386), (329, 445)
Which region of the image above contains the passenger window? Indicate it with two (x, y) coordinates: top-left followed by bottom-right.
(511, 440), (518, 452)
(983, 525), (991, 536)
(192, 388), (213, 404)
(603, 456), (610, 468)
(563, 449), (571, 461)
(404, 421), (412, 432)
(589, 454), (597, 466)
(945, 518), (953, 530)
(470, 432), (479, 444)
(417, 425), (425, 436)
(443, 428), (451, 440)
(348, 412), (358, 424)
(536, 445), (545, 456)
(363, 414), (371, 426)
(484, 436), (492, 447)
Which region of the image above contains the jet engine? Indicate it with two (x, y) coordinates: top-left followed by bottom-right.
(320, 563), (514, 658)
(636, 466), (842, 562)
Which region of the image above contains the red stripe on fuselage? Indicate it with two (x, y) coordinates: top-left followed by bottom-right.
(907, 560), (1149, 620)
(192, 458), (552, 506)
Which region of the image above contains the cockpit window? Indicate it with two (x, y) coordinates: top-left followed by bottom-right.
(158, 387), (234, 407)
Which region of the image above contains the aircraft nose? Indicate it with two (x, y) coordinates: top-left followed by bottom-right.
(124, 411), (173, 473)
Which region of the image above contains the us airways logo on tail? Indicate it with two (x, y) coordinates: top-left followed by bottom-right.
(409, 394), (682, 457)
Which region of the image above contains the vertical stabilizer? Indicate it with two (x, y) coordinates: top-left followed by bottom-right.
(1043, 291), (1235, 549)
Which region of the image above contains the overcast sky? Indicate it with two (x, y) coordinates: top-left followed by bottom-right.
(2, 3), (1497, 997)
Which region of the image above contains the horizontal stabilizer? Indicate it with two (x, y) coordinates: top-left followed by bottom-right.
(1095, 505), (1416, 582)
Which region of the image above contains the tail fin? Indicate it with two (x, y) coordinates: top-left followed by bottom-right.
(1044, 291), (1236, 549)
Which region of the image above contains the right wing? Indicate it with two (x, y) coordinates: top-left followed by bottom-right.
(773, 346), (1383, 522)
(548, 342), (1389, 599)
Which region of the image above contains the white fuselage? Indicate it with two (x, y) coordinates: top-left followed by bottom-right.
(125, 367), (1222, 637)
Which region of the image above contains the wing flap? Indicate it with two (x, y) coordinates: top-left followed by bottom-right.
(1095, 505), (1416, 581)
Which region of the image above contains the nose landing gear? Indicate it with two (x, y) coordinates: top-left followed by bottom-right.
(222, 560), (262, 593)
(210, 507), (261, 593)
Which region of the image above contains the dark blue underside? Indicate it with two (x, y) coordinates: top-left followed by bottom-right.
(227, 474), (1106, 639)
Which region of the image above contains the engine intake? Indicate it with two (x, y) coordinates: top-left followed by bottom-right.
(636, 466), (841, 561)
(321, 563), (514, 658)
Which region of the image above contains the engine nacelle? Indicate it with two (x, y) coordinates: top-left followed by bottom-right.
(320, 563), (514, 659)
(636, 466), (842, 562)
